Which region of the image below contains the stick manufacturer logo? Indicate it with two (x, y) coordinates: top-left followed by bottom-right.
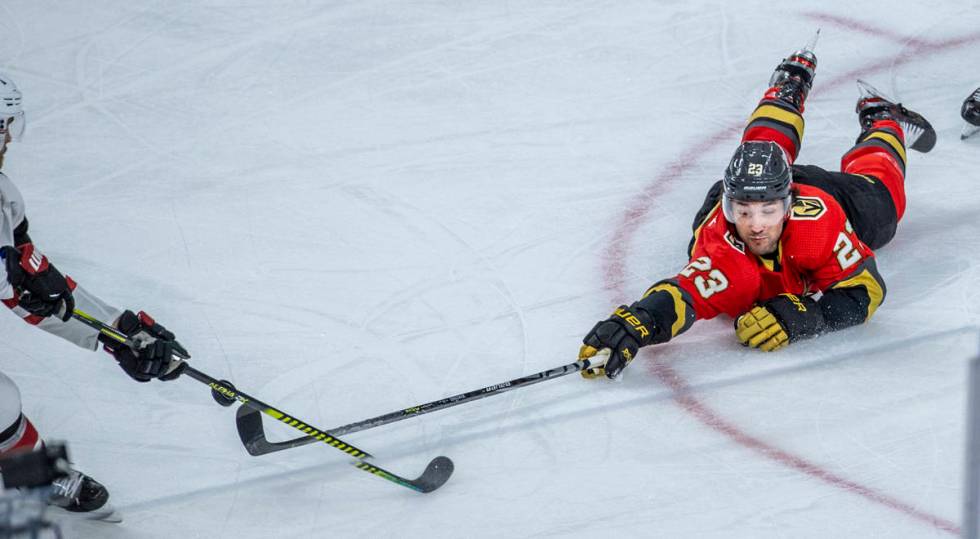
(210, 382), (243, 403)
(484, 382), (512, 392)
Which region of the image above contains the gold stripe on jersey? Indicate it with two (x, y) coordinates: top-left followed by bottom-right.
(755, 242), (783, 272)
(830, 268), (885, 320)
(642, 282), (694, 337)
(862, 131), (907, 165)
(748, 104), (804, 142)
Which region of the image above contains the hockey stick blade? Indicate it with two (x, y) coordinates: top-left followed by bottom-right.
(236, 406), (454, 492)
(237, 404), (292, 456)
(357, 456), (454, 494)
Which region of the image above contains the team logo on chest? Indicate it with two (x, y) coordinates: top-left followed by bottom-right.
(724, 230), (745, 253)
(791, 196), (826, 220)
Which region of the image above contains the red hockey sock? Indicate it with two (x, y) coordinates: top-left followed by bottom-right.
(841, 120), (907, 220)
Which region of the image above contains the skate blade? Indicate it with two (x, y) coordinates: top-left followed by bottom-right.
(961, 123), (980, 140)
(49, 502), (122, 524)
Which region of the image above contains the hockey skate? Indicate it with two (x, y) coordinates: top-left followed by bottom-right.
(961, 86), (980, 140)
(855, 80), (936, 153)
(48, 469), (121, 523)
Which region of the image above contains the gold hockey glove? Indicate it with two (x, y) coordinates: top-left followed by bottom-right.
(735, 293), (826, 352)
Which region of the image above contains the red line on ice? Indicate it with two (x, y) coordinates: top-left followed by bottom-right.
(801, 12), (933, 48)
(601, 16), (979, 535)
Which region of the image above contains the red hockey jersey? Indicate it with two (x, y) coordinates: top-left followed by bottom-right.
(679, 183), (880, 320)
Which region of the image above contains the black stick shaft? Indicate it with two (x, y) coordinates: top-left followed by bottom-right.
(261, 356), (597, 453)
(331, 359), (594, 436)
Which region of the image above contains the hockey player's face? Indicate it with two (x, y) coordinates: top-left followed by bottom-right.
(731, 199), (785, 255)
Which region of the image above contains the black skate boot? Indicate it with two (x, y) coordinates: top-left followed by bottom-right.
(769, 48), (817, 110)
(49, 469), (120, 522)
(768, 30), (819, 110)
(961, 86), (980, 140)
(855, 80), (936, 153)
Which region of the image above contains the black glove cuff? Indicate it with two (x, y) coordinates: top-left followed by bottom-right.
(763, 294), (826, 342)
(115, 310), (141, 334)
(1, 246), (25, 287)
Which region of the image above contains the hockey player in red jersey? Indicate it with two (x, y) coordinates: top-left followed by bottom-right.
(579, 45), (936, 379)
(0, 72), (189, 519)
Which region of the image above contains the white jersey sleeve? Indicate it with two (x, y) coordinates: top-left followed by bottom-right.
(0, 172), (26, 301)
(30, 284), (123, 351)
(0, 172), (123, 351)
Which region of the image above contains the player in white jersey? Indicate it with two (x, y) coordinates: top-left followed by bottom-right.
(0, 72), (188, 518)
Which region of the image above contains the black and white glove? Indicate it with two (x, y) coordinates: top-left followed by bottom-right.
(100, 310), (190, 382)
(1, 244), (75, 322)
(580, 304), (655, 380)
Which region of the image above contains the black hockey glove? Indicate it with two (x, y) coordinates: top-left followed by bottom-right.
(100, 310), (190, 382)
(768, 48), (817, 110)
(580, 304), (655, 380)
(1, 244), (75, 322)
(735, 293), (826, 352)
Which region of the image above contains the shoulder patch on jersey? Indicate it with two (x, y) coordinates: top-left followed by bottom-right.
(791, 196), (826, 220)
(724, 230), (745, 253)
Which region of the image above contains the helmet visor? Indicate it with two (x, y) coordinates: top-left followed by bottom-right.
(722, 193), (791, 226)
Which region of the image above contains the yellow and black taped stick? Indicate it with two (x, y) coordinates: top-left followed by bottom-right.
(71, 308), (454, 493)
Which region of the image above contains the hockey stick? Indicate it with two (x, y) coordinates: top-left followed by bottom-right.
(70, 309), (453, 493)
(236, 351), (609, 457)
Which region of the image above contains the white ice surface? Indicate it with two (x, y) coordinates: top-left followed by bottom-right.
(1, 2), (979, 538)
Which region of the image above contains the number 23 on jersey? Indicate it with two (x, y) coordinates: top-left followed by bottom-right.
(833, 221), (863, 270)
(680, 256), (729, 298)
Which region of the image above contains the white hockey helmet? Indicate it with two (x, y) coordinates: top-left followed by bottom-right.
(0, 72), (25, 142)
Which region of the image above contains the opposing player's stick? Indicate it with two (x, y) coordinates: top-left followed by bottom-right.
(70, 309), (453, 493)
